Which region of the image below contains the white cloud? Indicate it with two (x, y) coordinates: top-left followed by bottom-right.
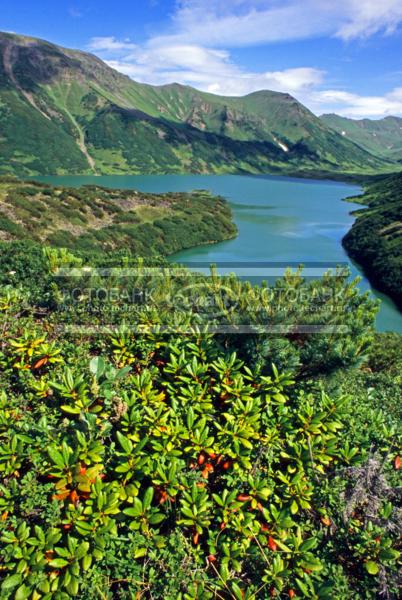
(100, 40), (324, 97)
(87, 1), (402, 118)
(161, 0), (402, 47)
(311, 88), (402, 118)
(89, 37), (137, 52)
(335, 0), (402, 40)
(68, 7), (83, 19)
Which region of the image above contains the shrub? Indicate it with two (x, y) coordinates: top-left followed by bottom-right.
(0, 248), (399, 599)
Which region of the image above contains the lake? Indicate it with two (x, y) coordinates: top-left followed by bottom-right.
(36, 174), (402, 333)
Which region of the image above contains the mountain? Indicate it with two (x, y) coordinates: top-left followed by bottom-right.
(343, 172), (402, 309)
(0, 32), (392, 176)
(321, 114), (402, 162)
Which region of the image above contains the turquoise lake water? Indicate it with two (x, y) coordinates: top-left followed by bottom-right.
(36, 174), (402, 333)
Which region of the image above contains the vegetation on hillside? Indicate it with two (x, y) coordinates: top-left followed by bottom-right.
(0, 32), (393, 177)
(0, 177), (237, 256)
(0, 243), (400, 599)
(321, 114), (402, 162)
(343, 172), (402, 309)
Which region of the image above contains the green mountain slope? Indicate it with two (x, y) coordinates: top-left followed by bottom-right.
(321, 114), (402, 162)
(0, 31), (393, 176)
(343, 172), (402, 308)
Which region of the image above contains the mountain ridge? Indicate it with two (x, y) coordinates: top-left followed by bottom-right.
(0, 31), (396, 176)
(321, 113), (402, 162)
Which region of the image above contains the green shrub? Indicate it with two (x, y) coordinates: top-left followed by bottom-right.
(0, 249), (399, 598)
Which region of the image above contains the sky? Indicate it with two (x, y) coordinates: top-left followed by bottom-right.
(2, 0), (402, 118)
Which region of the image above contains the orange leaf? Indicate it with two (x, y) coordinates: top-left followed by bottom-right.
(70, 490), (79, 504)
(237, 494), (251, 502)
(268, 536), (277, 552)
(159, 491), (168, 504)
(32, 356), (49, 370)
(394, 455), (401, 470)
(52, 490), (70, 502)
(197, 453), (206, 466)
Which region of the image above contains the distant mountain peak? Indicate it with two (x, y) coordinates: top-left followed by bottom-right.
(321, 113), (402, 161)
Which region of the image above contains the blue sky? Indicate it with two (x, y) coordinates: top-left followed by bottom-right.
(2, 0), (402, 118)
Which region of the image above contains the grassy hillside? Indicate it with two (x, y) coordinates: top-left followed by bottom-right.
(321, 114), (402, 162)
(119, 83), (386, 166)
(0, 32), (392, 177)
(343, 172), (402, 308)
(0, 176), (237, 256)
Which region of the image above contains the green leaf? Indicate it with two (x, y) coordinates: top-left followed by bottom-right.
(143, 487), (154, 511)
(75, 521), (93, 534)
(149, 513), (165, 525)
(124, 498), (143, 517)
(300, 538), (318, 552)
(295, 578), (309, 596)
(60, 405), (81, 415)
(76, 541), (90, 560)
(15, 585), (31, 600)
(90, 356), (106, 379)
(379, 548), (400, 561)
(300, 556), (323, 572)
(220, 563), (229, 583)
(275, 539), (292, 553)
(116, 431), (133, 454)
(82, 554), (92, 571)
(66, 577), (79, 596)
(49, 558), (69, 568)
(365, 561), (379, 575)
(48, 447), (65, 468)
(231, 582), (244, 600)
(115, 365), (131, 380)
(1, 574), (22, 591)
